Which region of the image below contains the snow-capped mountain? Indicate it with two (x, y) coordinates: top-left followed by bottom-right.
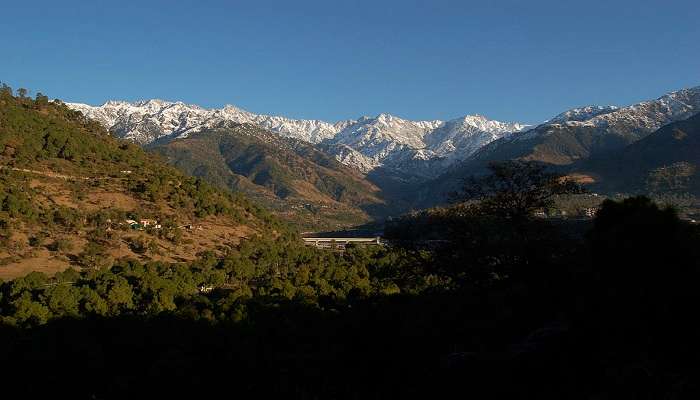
(425, 115), (527, 159)
(550, 86), (700, 133)
(67, 100), (527, 175)
(321, 113), (526, 174)
(414, 85), (700, 210)
(67, 100), (338, 145)
(471, 86), (700, 164)
(547, 105), (620, 124)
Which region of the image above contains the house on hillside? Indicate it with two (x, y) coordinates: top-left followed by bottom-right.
(198, 285), (215, 293)
(125, 219), (140, 229)
(180, 224), (202, 231)
(140, 219), (160, 228)
(125, 218), (161, 230)
(583, 207), (599, 218)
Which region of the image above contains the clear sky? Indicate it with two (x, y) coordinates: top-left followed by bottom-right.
(1, 0), (698, 124)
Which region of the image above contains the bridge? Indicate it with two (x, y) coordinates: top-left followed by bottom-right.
(302, 237), (383, 249)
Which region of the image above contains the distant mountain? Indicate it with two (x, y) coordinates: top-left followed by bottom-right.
(67, 100), (340, 145)
(67, 100), (526, 177)
(68, 85), (700, 219)
(148, 123), (388, 230)
(323, 113), (525, 176)
(573, 112), (700, 196)
(418, 86), (700, 207)
(472, 86), (700, 166)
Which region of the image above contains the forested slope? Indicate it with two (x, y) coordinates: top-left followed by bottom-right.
(0, 85), (277, 280)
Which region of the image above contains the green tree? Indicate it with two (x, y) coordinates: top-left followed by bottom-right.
(45, 285), (81, 316)
(79, 286), (109, 316)
(106, 278), (135, 314)
(34, 92), (49, 107)
(10, 292), (50, 325)
(0, 83), (12, 98)
(78, 241), (111, 269)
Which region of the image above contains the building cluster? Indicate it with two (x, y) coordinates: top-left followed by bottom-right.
(534, 207), (600, 219)
(125, 219), (161, 230)
(583, 207), (599, 218)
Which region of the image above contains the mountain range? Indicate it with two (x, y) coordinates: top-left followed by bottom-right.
(68, 85), (700, 226)
(576, 112), (700, 196)
(147, 122), (387, 230)
(416, 86), (700, 207)
(67, 100), (527, 177)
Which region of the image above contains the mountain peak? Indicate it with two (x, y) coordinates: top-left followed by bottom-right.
(375, 112), (400, 122)
(222, 104), (244, 112)
(133, 98), (171, 107)
(548, 105), (620, 124)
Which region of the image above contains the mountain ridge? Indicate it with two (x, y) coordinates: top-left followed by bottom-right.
(413, 85), (700, 208)
(67, 100), (527, 176)
(147, 122), (389, 230)
(573, 112), (700, 196)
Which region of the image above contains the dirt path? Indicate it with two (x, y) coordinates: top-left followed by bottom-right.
(0, 165), (113, 180)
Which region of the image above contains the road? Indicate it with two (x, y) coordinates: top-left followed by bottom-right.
(302, 237), (383, 249)
(0, 165), (113, 180)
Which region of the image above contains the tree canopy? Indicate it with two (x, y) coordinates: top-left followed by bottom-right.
(452, 160), (584, 220)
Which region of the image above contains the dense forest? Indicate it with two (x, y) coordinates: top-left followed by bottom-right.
(1, 86), (700, 398)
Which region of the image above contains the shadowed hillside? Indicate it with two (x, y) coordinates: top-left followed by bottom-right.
(574, 113), (700, 196)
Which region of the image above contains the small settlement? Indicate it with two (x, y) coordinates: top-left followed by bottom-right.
(124, 219), (162, 230)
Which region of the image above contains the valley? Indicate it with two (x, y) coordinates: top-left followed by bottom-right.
(2, 83), (699, 400)
(4, 2), (700, 398)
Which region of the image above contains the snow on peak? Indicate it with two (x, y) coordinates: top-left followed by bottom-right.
(509, 85), (700, 147)
(67, 99), (526, 175)
(575, 86), (700, 131)
(422, 115), (528, 161)
(548, 105), (620, 124)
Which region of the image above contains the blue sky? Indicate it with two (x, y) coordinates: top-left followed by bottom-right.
(1, 0), (698, 123)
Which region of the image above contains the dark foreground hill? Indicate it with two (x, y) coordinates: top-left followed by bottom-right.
(1, 194), (699, 399)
